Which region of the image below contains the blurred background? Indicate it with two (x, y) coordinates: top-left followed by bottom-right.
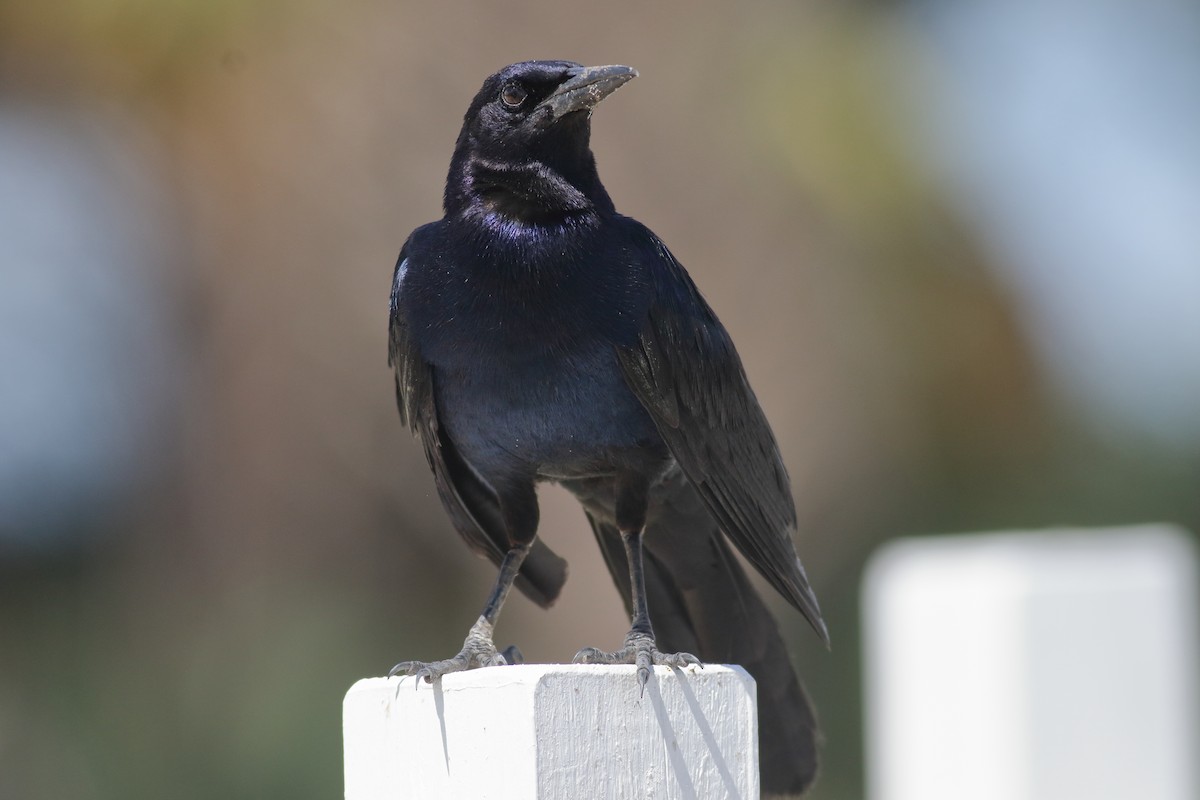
(1, 0), (1197, 797)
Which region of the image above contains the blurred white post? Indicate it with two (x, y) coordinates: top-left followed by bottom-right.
(862, 525), (1199, 800)
(343, 663), (758, 799)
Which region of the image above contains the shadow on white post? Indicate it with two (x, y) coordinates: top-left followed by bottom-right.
(344, 664), (759, 799)
(862, 524), (1200, 800)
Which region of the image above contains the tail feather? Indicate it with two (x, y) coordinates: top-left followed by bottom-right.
(573, 471), (820, 796)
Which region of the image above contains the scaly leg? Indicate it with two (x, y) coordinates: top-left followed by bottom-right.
(390, 542), (529, 683)
(574, 526), (702, 692)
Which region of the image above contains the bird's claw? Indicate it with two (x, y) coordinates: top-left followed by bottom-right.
(573, 631), (702, 694)
(388, 616), (514, 686)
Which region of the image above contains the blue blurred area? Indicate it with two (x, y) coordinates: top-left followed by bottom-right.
(0, 102), (181, 552)
(899, 0), (1200, 444)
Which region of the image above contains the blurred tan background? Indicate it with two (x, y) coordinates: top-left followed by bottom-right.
(1, 0), (1197, 797)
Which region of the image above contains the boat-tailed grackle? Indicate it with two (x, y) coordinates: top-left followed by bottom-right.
(387, 60), (828, 795)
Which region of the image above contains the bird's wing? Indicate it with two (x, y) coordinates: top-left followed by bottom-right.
(389, 242), (567, 607)
(615, 230), (828, 643)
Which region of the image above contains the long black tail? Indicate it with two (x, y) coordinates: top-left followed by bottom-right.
(565, 470), (820, 797)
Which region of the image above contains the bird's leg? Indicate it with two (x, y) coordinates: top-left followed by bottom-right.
(573, 527), (702, 689)
(574, 478), (701, 691)
(390, 541), (530, 683)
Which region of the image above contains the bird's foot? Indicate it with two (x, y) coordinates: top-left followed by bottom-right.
(573, 630), (703, 693)
(388, 616), (517, 685)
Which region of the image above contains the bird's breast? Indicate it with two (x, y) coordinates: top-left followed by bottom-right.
(403, 217), (664, 478)
(432, 342), (668, 481)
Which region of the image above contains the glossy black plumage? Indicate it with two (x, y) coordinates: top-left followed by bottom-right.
(388, 60), (826, 796)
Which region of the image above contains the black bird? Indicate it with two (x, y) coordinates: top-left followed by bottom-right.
(387, 60), (828, 796)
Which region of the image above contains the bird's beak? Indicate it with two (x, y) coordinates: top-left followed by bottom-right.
(538, 64), (638, 123)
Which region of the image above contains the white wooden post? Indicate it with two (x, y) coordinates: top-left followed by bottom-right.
(344, 663), (759, 799)
(862, 524), (1199, 800)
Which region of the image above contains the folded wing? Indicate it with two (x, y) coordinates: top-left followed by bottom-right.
(615, 228), (827, 643)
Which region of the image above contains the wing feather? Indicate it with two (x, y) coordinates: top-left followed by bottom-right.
(616, 230), (828, 643)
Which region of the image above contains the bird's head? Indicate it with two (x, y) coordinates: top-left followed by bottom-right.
(444, 60), (638, 223)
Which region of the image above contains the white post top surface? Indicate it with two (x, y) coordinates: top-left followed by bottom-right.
(344, 664), (759, 800)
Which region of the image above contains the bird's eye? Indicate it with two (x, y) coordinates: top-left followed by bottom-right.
(500, 83), (528, 109)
